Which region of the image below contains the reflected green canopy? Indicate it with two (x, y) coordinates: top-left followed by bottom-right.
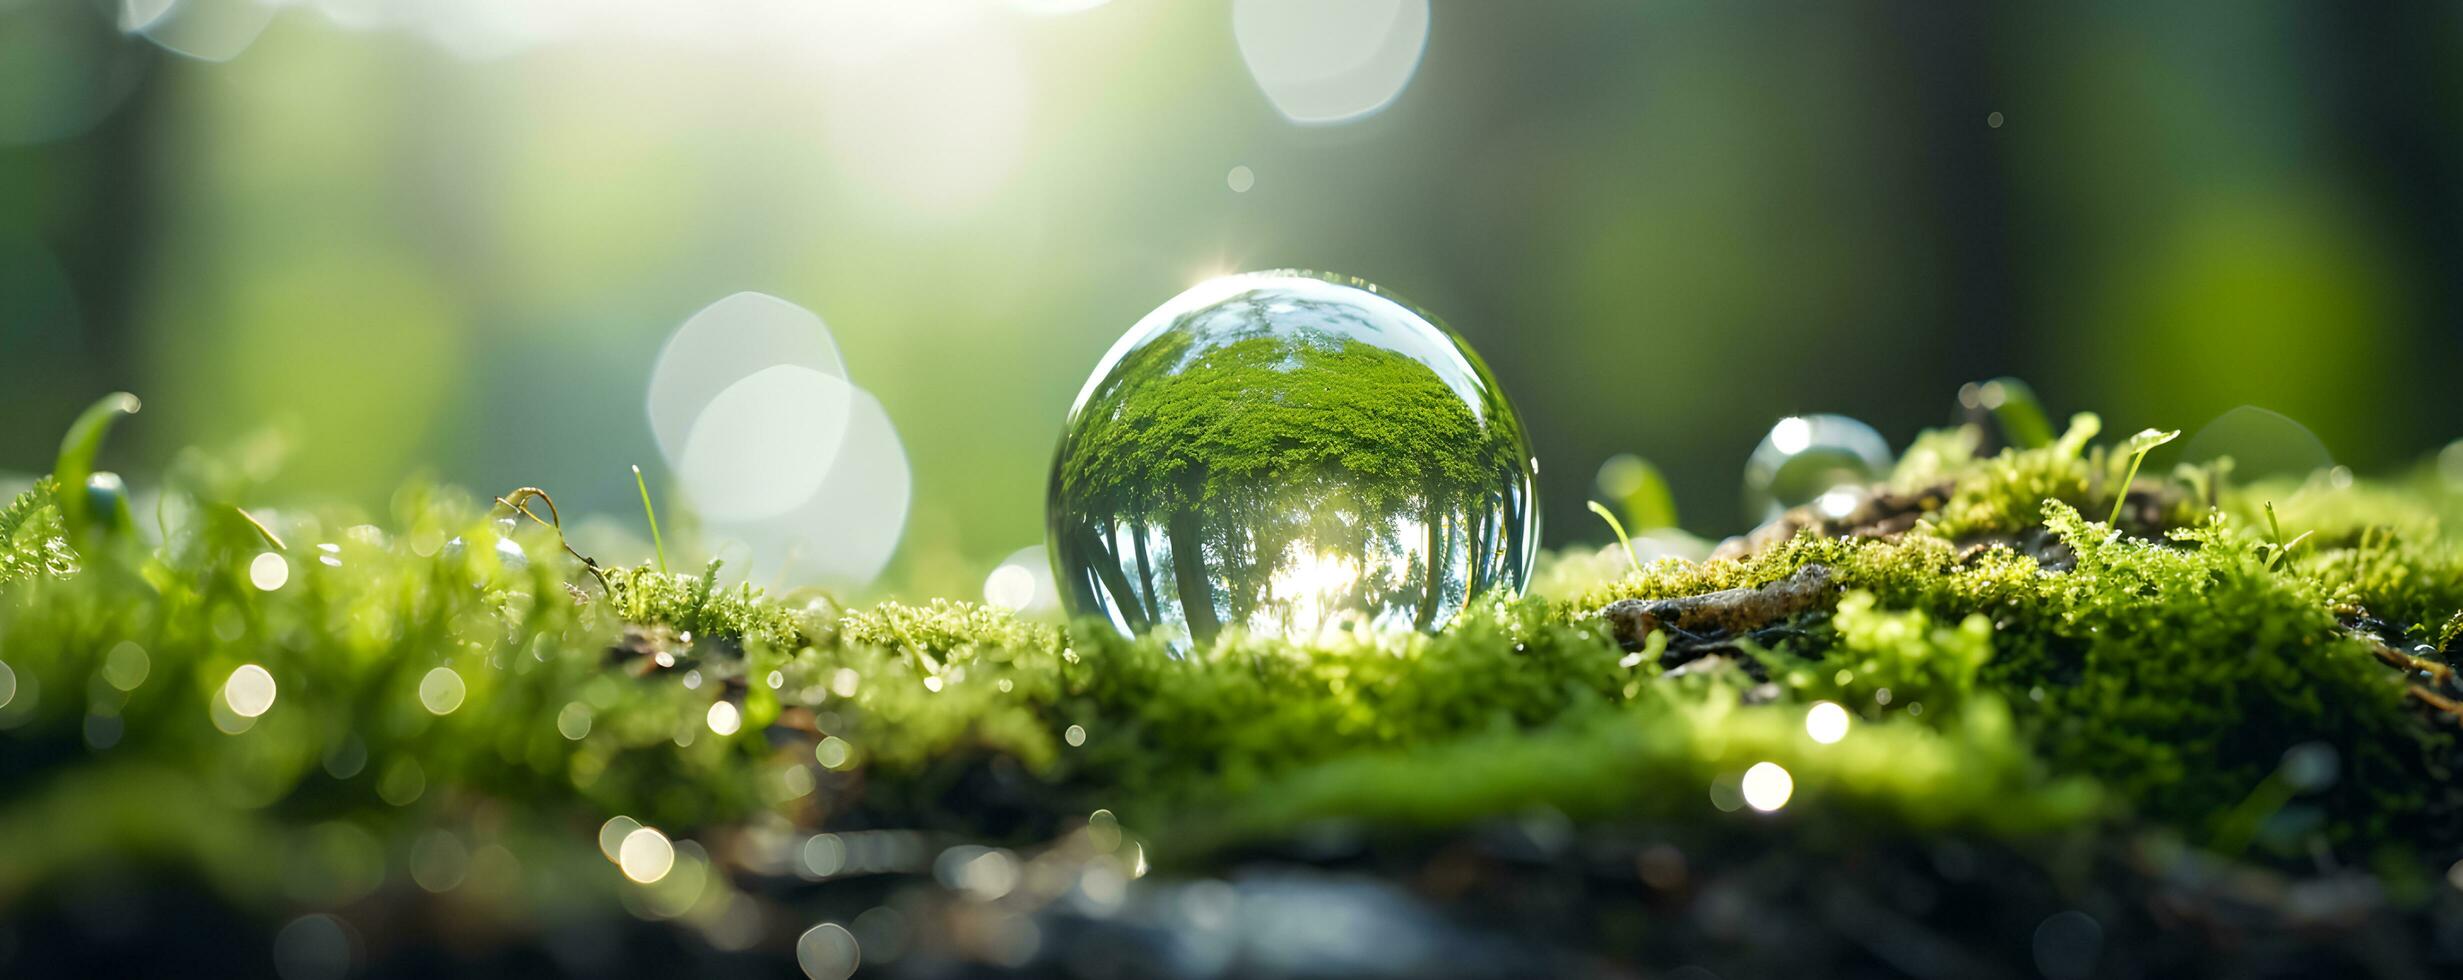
(1048, 271), (1537, 650)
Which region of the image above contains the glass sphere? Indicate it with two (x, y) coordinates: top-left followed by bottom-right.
(1742, 414), (1892, 524)
(1047, 271), (1539, 651)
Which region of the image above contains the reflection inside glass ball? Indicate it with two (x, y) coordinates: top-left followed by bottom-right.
(1048, 271), (1538, 651)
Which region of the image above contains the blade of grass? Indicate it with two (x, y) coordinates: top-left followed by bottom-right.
(634, 465), (669, 575)
(1587, 500), (1641, 574)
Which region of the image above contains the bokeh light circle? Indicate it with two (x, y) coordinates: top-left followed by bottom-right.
(676, 365), (857, 523)
(1233, 0), (1430, 125)
(698, 385), (911, 588)
(796, 922), (861, 980)
(647, 292), (848, 464)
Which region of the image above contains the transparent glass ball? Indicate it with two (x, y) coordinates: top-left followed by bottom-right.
(1742, 414), (1892, 524)
(1047, 271), (1539, 651)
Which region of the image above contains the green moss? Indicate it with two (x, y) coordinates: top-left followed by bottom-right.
(0, 477), (73, 587)
(600, 560), (810, 654)
(2, 401), (2460, 931)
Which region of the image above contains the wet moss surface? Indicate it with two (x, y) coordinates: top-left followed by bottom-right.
(2, 406), (2461, 977)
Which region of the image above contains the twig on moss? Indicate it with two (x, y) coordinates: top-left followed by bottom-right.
(494, 486), (611, 592)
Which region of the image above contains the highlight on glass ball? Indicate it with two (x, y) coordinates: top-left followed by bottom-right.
(1046, 270), (1539, 651)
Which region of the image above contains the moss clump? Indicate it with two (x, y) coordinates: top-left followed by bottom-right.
(5, 397), (2463, 973)
(0, 477), (73, 587)
(600, 560), (811, 655)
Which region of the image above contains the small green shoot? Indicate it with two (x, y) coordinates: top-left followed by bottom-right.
(2258, 501), (2313, 572)
(54, 392), (140, 547)
(1587, 500), (1641, 574)
(634, 465), (669, 575)
(2108, 427), (2179, 526)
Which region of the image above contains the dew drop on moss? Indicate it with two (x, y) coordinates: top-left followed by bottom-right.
(1047, 270), (1539, 651)
(1743, 413), (1892, 523)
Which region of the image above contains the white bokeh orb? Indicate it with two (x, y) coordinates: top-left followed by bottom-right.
(676, 365), (856, 523)
(1233, 0), (1430, 125)
(647, 292), (848, 464)
(699, 385), (912, 589)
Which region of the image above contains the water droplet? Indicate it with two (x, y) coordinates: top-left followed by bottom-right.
(707, 700), (742, 736)
(1743, 414), (1891, 524)
(1048, 271), (1538, 651)
(1226, 164), (1255, 193)
(2179, 405), (2332, 484)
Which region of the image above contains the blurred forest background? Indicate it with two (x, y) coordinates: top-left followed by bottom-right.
(4, 0), (2461, 601)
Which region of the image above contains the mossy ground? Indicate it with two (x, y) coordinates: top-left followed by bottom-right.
(2, 405), (2461, 976)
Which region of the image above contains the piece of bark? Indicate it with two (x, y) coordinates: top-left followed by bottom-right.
(1600, 564), (1838, 649)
